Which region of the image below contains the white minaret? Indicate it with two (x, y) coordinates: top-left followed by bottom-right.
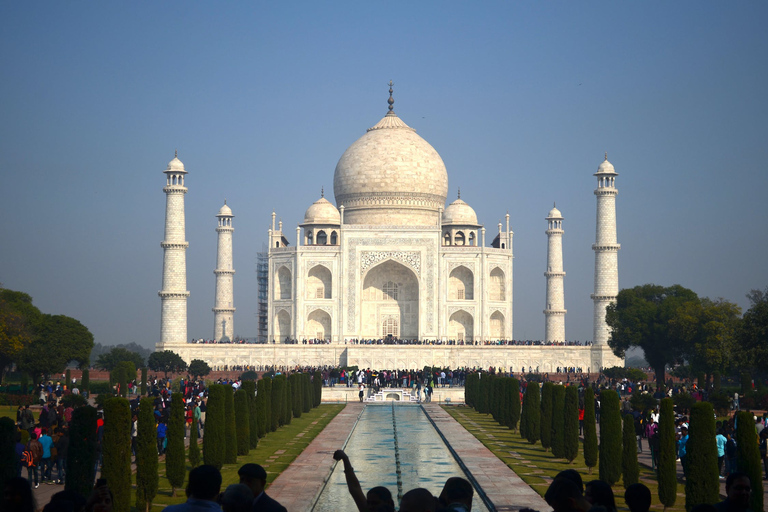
(159, 152), (189, 347)
(544, 204), (566, 342)
(213, 201), (235, 341)
(591, 154), (620, 346)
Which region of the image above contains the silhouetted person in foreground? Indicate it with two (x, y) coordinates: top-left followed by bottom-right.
(714, 472), (753, 512)
(544, 478), (586, 512)
(399, 488), (437, 512)
(238, 463), (287, 512)
(332, 449), (394, 512)
(438, 477), (473, 511)
(624, 483), (651, 512)
(584, 480), (617, 512)
(162, 465), (222, 512)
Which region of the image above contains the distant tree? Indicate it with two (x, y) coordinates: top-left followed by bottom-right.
(598, 389), (622, 486)
(684, 402), (719, 511)
(523, 382), (541, 445)
(203, 384), (225, 470)
(606, 284), (699, 394)
(234, 388), (251, 456)
(95, 347), (145, 371)
(540, 382), (554, 451)
(658, 398), (677, 510)
(166, 393), (186, 496)
(17, 314), (94, 382)
(735, 411), (764, 512)
(102, 398), (131, 512)
(0, 288), (41, 382)
(140, 367), (147, 395)
(188, 359), (211, 379)
(223, 385), (237, 463)
(621, 414), (639, 488)
(737, 287), (768, 371)
(66, 406), (97, 499)
(136, 397), (158, 512)
(147, 350), (187, 378)
(583, 387), (598, 473)
(563, 386), (579, 463)
(111, 365), (126, 397)
(551, 385), (566, 458)
(508, 378), (521, 432)
(241, 370), (258, 381)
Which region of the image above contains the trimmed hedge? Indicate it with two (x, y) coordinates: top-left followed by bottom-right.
(302, 373), (312, 413)
(166, 393), (186, 495)
(290, 374), (302, 419)
(539, 382), (554, 451)
(685, 402), (719, 511)
(256, 379), (268, 438)
(523, 382), (541, 445)
(563, 386), (579, 463)
(264, 377), (274, 432)
(509, 378), (521, 432)
(735, 410), (764, 512)
(234, 388), (251, 456)
(203, 384), (226, 469)
(622, 413), (639, 488)
(102, 397), (132, 512)
(189, 417), (200, 468)
(283, 375), (292, 426)
(66, 405), (97, 498)
(313, 370), (322, 407)
(240, 380), (259, 449)
(658, 398), (677, 509)
(136, 397), (158, 512)
(140, 367), (148, 396)
(551, 385), (565, 458)
(598, 389), (622, 486)
(223, 384), (237, 464)
(583, 387), (598, 473)
(271, 376), (283, 430)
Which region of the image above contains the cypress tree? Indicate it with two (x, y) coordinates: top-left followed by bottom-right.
(81, 367), (90, 395)
(658, 397), (677, 510)
(500, 378), (510, 427)
(524, 382), (541, 445)
(256, 379), (267, 438)
(284, 375), (292, 425)
(111, 366), (124, 396)
(291, 374), (302, 419)
(241, 380), (259, 449)
(203, 384), (225, 469)
(685, 402), (719, 511)
(551, 385), (566, 458)
(271, 376), (283, 429)
(0, 417), (17, 492)
(598, 389), (622, 485)
(540, 382), (554, 451)
(136, 397), (158, 512)
(465, 373), (477, 409)
(478, 373), (489, 414)
(102, 398), (131, 512)
(223, 384), (237, 463)
(622, 413), (639, 488)
(519, 383), (528, 439)
(563, 386), (579, 463)
(303, 373), (312, 412)
(487, 374), (497, 417)
(140, 367), (148, 396)
(188, 417), (200, 468)
(65, 405), (97, 498)
(583, 387), (598, 473)
(509, 378), (521, 432)
(314, 370), (322, 407)
(234, 388), (251, 456)
(264, 377), (275, 432)
(166, 393), (186, 496)
(735, 410), (764, 512)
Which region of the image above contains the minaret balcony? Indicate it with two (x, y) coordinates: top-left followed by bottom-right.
(543, 309), (567, 315)
(163, 185), (188, 193)
(212, 307), (236, 313)
(213, 269), (236, 275)
(158, 291), (190, 298)
(594, 188), (618, 196)
(161, 241), (190, 249)
(544, 271), (566, 277)
(591, 243), (620, 251)
(590, 293), (616, 301)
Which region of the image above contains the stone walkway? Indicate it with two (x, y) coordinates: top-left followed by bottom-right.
(422, 404), (551, 512)
(268, 403), (364, 511)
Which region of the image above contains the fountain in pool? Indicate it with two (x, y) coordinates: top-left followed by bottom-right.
(312, 403), (490, 511)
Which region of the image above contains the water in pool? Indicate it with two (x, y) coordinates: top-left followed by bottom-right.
(313, 404), (489, 511)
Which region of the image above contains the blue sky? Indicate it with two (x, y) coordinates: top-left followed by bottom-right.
(1, 2), (766, 350)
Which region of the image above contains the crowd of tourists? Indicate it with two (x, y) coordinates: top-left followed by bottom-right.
(185, 336), (595, 346)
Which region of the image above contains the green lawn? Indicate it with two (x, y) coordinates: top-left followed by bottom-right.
(1, 405), (18, 421)
(442, 405), (687, 512)
(150, 404), (344, 507)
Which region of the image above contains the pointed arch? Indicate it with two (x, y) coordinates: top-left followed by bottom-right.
(490, 267), (505, 301)
(307, 309), (332, 340)
(307, 265), (332, 299)
(362, 259), (419, 339)
(275, 309), (291, 341)
(275, 266), (292, 300)
(490, 310), (505, 340)
(449, 310), (474, 342)
(449, 265), (474, 300)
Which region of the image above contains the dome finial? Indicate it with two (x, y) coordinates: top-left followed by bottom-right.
(604, 151), (608, 161)
(554, 201), (556, 208)
(457, 187), (461, 199)
(321, 186), (324, 198)
(224, 198), (227, 205)
(387, 80), (395, 113)
(175, 149), (178, 158)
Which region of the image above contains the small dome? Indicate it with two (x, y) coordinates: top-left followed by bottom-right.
(595, 154), (617, 175)
(443, 198), (479, 226)
(547, 205), (562, 219)
(166, 156), (186, 173)
(217, 203), (233, 217)
(303, 197), (340, 225)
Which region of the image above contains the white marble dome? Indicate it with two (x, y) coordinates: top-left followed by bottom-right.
(596, 155), (617, 175)
(333, 111), (449, 225)
(547, 205), (562, 219)
(217, 203), (233, 217)
(442, 198), (479, 226)
(166, 156), (186, 173)
(303, 196), (340, 225)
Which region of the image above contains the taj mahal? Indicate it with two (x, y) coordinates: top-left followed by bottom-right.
(156, 85), (624, 372)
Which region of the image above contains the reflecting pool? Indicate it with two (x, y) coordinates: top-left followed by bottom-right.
(313, 404), (489, 511)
